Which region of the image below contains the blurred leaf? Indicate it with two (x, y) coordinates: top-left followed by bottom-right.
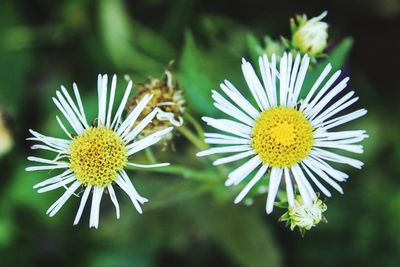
(246, 33), (264, 63)
(194, 202), (282, 267)
(300, 37), (353, 99)
(179, 31), (216, 116)
(98, 0), (173, 75)
(179, 29), (251, 117)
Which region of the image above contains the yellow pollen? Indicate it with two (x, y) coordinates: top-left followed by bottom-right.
(251, 107), (314, 167)
(69, 127), (128, 186)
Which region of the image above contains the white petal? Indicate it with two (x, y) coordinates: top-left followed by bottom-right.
(301, 162), (332, 197)
(33, 169), (74, 189)
(225, 156), (262, 186)
(106, 75), (117, 127)
(197, 145), (252, 157)
(266, 167), (283, 214)
(318, 109), (368, 131)
(290, 164), (312, 206)
(241, 58), (269, 110)
(46, 181), (81, 217)
(301, 63), (332, 111)
(123, 107), (159, 143)
(37, 176), (76, 193)
(59, 86), (89, 128)
(307, 77), (349, 119)
(126, 127), (173, 156)
(234, 164), (268, 204)
(202, 117), (252, 139)
(89, 186), (104, 228)
(127, 162), (170, 168)
(117, 94), (152, 137)
(73, 185), (92, 225)
(212, 90), (254, 126)
(107, 185), (120, 219)
(311, 147), (364, 169)
(213, 150), (255, 165)
(220, 81), (260, 119)
(291, 54), (309, 106)
(111, 81), (133, 129)
(302, 158), (343, 194)
(97, 74), (108, 127)
(284, 167), (295, 207)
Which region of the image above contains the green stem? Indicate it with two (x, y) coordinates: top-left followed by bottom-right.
(184, 112), (204, 138)
(145, 148), (156, 163)
(127, 164), (220, 182)
(177, 124), (208, 150)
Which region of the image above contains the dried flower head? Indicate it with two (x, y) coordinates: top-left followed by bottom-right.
(126, 71), (185, 139)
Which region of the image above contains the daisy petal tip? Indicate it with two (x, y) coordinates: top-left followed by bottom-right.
(266, 206), (273, 214)
(233, 198), (241, 205)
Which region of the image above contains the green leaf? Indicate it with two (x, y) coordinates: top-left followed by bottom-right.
(98, 0), (173, 75)
(246, 33), (264, 64)
(178, 31), (217, 116)
(196, 202), (282, 267)
(299, 37), (354, 99)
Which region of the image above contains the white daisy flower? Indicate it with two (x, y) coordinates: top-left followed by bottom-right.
(26, 74), (173, 228)
(197, 53), (368, 214)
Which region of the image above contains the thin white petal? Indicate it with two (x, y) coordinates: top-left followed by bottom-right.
(111, 81), (133, 129)
(37, 176), (76, 193)
(33, 169), (74, 189)
(73, 185), (92, 225)
(97, 74), (108, 127)
(127, 162), (170, 168)
(266, 167), (283, 213)
(197, 145), (252, 157)
(117, 94), (152, 137)
(107, 185), (120, 219)
(225, 156), (262, 186)
(301, 63), (332, 111)
(47, 181), (81, 217)
(89, 186), (104, 228)
(220, 81), (260, 119)
(213, 150), (255, 165)
(234, 164), (268, 204)
(284, 167), (295, 207)
(106, 75), (117, 127)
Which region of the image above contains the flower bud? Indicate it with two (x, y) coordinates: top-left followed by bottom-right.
(279, 195), (327, 236)
(291, 11), (328, 56)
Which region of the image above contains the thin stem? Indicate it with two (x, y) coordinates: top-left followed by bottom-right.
(184, 112), (204, 138)
(177, 124), (208, 150)
(145, 148), (156, 163)
(126, 164), (221, 182)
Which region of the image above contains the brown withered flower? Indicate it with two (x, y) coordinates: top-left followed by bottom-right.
(125, 70), (185, 139)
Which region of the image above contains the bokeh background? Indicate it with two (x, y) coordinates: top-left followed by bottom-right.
(1, 0), (400, 266)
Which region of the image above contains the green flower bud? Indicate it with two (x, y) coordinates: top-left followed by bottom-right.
(280, 195), (327, 236)
(292, 11), (329, 56)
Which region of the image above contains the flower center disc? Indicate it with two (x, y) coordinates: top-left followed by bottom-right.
(69, 128), (128, 186)
(251, 107), (314, 167)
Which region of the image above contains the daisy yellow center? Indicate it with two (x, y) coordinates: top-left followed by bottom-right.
(69, 127), (128, 186)
(251, 107), (314, 167)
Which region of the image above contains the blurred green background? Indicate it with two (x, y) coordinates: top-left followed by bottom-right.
(0, 0), (399, 266)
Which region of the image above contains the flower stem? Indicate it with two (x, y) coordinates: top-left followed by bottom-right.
(184, 112), (204, 138)
(145, 148), (157, 163)
(127, 164), (220, 182)
(177, 124), (208, 150)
